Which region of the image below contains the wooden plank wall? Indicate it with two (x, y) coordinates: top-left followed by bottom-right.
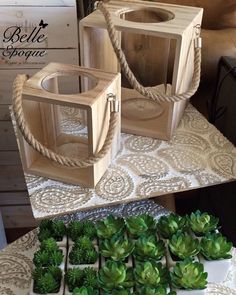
(0, 0), (79, 235)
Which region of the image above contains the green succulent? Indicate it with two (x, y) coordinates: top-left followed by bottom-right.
(134, 261), (169, 288)
(138, 286), (168, 295)
(82, 220), (97, 239)
(40, 237), (59, 252)
(187, 210), (219, 235)
(157, 214), (186, 239)
(100, 235), (135, 261)
(38, 219), (66, 242)
(66, 268), (84, 291)
(38, 228), (51, 242)
(104, 290), (133, 295)
(83, 267), (98, 288)
(169, 232), (200, 260)
(68, 221), (84, 241)
(72, 286), (99, 295)
(98, 260), (134, 290)
(125, 214), (156, 237)
(96, 215), (125, 239)
(170, 258), (207, 290)
(134, 235), (165, 261)
(51, 220), (66, 241)
(33, 267), (62, 294)
(201, 232), (233, 260)
(75, 236), (93, 250)
(47, 266), (62, 281)
(69, 246), (98, 265)
(33, 250), (50, 267)
(50, 250), (64, 266)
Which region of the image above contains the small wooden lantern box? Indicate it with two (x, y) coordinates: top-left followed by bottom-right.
(15, 63), (121, 187)
(79, 0), (203, 140)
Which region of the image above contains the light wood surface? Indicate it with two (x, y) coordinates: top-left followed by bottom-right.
(16, 63), (121, 187)
(79, 0), (203, 140)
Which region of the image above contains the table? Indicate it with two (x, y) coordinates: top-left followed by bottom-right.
(21, 104), (236, 219)
(0, 199), (236, 295)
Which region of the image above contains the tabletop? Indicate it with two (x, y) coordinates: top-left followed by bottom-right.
(21, 103), (236, 219)
(0, 199), (236, 295)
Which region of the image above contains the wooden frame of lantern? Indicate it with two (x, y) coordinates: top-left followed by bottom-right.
(14, 63), (121, 187)
(79, 0), (203, 140)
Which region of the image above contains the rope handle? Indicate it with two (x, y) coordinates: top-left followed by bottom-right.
(12, 74), (119, 168)
(96, 0), (202, 103)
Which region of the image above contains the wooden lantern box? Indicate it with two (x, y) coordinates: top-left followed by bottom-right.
(79, 0), (203, 140)
(15, 63), (121, 188)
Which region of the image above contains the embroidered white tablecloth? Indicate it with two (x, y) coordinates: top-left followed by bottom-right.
(22, 104), (236, 219)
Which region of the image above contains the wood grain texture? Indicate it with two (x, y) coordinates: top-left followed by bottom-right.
(0, 151), (22, 165)
(79, 0), (203, 140)
(0, 165), (27, 191)
(16, 63), (121, 187)
(0, 121), (18, 150)
(0, 191), (29, 206)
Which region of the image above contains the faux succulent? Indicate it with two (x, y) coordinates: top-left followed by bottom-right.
(125, 214), (156, 237)
(98, 260), (134, 290)
(82, 220), (97, 239)
(168, 232), (200, 260)
(134, 261), (169, 288)
(68, 221), (83, 241)
(187, 210), (219, 235)
(76, 235), (94, 250)
(72, 286), (98, 295)
(83, 267), (98, 288)
(69, 245), (98, 265)
(157, 214), (186, 239)
(170, 258), (207, 290)
(100, 235), (135, 261)
(200, 232), (233, 260)
(104, 290), (133, 295)
(138, 286), (176, 295)
(66, 268), (84, 291)
(134, 235), (165, 261)
(96, 215), (125, 239)
(38, 219), (66, 242)
(33, 249), (63, 267)
(33, 266), (62, 294)
(40, 237), (59, 252)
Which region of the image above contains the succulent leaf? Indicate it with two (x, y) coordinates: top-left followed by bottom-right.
(33, 267), (62, 294)
(37, 228), (51, 242)
(51, 220), (66, 241)
(33, 250), (50, 267)
(72, 286), (98, 295)
(134, 235), (165, 261)
(69, 245), (98, 265)
(82, 221), (97, 239)
(104, 290), (133, 295)
(187, 210), (219, 235)
(139, 286), (167, 295)
(83, 267), (98, 288)
(75, 235), (94, 250)
(98, 260), (134, 290)
(125, 214), (156, 237)
(66, 268), (84, 291)
(40, 237), (59, 252)
(170, 258), (207, 290)
(134, 261), (169, 288)
(49, 250), (64, 266)
(157, 214), (186, 239)
(96, 215), (125, 239)
(68, 221), (84, 241)
(169, 232), (200, 260)
(100, 235), (135, 261)
(200, 232), (233, 260)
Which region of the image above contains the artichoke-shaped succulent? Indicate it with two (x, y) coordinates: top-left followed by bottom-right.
(100, 235), (135, 261)
(83, 267), (98, 288)
(134, 261), (169, 288)
(98, 260), (134, 290)
(104, 290), (133, 295)
(187, 210), (219, 235)
(40, 237), (59, 252)
(157, 214), (186, 239)
(134, 235), (165, 261)
(201, 232), (233, 260)
(66, 268), (84, 291)
(68, 221), (83, 241)
(96, 215), (125, 239)
(138, 286), (173, 295)
(169, 232), (200, 260)
(170, 258), (207, 290)
(33, 266), (62, 294)
(125, 214), (156, 237)
(72, 286), (98, 295)
(82, 220), (97, 239)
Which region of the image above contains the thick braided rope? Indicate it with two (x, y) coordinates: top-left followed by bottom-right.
(12, 74), (119, 168)
(98, 1), (201, 103)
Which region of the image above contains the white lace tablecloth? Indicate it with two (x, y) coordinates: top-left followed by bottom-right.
(21, 104), (236, 219)
(0, 199), (236, 295)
